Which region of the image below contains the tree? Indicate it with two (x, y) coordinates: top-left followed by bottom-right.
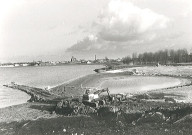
(122, 48), (190, 65)
(122, 56), (132, 64)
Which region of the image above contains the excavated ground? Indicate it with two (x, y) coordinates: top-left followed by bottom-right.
(1, 66), (192, 135)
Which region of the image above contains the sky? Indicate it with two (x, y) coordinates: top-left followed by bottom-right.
(0, 0), (192, 62)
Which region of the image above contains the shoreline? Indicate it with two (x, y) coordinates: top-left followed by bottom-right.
(0, 63), (104, 68)
(2, 67), (192, 109)
(0, 64), (103, 109)
(98, 75), (190, 94)
(48, 73), (96, 91)
(2, 66), (192, 134)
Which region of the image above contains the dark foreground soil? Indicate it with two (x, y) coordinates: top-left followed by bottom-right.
(2, 115), (192, 135)
(1, 97), (192, 135)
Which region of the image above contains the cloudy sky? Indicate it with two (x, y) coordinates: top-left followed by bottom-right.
(0, 0), (192, 62)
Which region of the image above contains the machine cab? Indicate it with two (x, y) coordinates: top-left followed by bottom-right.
(82, 89), (99, 102)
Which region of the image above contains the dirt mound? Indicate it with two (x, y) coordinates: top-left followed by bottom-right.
(55, 100), (97, 116)
(137, 112), (165, 124)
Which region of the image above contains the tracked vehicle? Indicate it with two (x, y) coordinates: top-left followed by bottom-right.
(82, 88), (112, 107)
(55, 87), (113, 115)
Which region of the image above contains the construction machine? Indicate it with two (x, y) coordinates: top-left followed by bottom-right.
(55, 87), (113, 115)
(82, 88), (112, 108)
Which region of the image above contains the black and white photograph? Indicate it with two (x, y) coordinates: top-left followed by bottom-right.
(0, 0), (192, 134)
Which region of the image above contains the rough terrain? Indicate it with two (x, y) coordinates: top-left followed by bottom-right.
(1, 66), (192, 135)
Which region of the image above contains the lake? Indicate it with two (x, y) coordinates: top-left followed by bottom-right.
(0, 65), (188, 108)
(100, 76), (187, 94)
(0, 65), (103, 108)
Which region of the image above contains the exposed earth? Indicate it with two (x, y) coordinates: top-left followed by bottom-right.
(1, 66), (192, 135)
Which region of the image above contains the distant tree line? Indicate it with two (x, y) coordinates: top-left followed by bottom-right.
(122, 49), (192, 65)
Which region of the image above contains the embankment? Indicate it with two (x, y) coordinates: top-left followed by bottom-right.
(3, 83), (60, 103)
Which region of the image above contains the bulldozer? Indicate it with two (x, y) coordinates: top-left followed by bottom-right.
(82, 87), (112, 108)
(55, 87), (113, 115)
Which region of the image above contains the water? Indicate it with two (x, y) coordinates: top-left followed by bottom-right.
(0, 65), (103, 108)
(0, 65), (187, 108)
(100, 76), (186, 94)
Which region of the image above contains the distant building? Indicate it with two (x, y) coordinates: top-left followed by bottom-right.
(0, 64), (14, 67)
(96, 59), (106, 63)
(22, 63), (29, 66)
(80, 59), (87, 64)
(71, 56), (78, 63)
(61, 61), (69, 64)
(87, 61), (92, 64)
(14, 64), (20, 67)
(39, 62), (53, 66)
(50, 61), (56, 65)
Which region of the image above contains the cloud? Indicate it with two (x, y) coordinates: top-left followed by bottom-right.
(67, 34), (119, 52)
(95, 0), (169, 42)
(67, 35), (99, 52)
(88, 34), (98, 41)
(67, 0), (169, 54)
